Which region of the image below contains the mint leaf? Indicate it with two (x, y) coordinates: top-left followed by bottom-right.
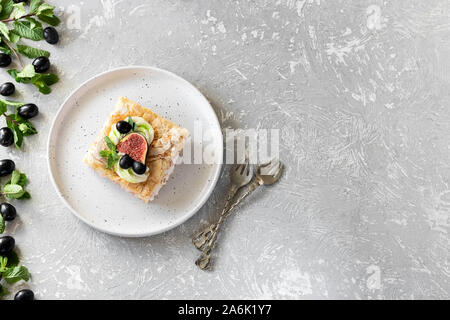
(5, 189), (25, 199)
(8, 31), (20, 43)
(17, 64), (36, 78)
(12, 20), (43, 41)
(3, 170), (29, 198)
(106, 155), (115, 169)
(32, 78), (50, 94)
(29, 0), (42, 14)
(0, 215), (4, 234)
(8, 66), (58, 94)
(5, 251), (19, 268)
(37, 73), (58, 85)
(99, 150), (109, 157)
(4, 113), (36, 148)
(104, 136), (116, 151)
(0, 21), (10, 41)
(4, 183), (23, 194)
(36, 2), (55, 14)
(5, 115), (22, 148)
(10, 169), (20, 184)
(0, 100), (6, 114)
(7, 121), (23, 148)
(31, 73), (58, 94)
(18, 121), (37, 136)
(0, 0), (14, 20)
(7, 69), (21, 82)
(26, 73), (58, 94)
(0, 42), (11, 54)
(0, 98), (25, 107)
(36, 13), (60, 26)
(17, 44), (49, 59)
(8, 68), (32, 84)
(24, 17), (42, 29)
(7, 170), (27, 187)
(2, 265), (30, 284)
(13, 126), (23, 148)
(0, 284), (8, 296)
(127, 116), (136, 131)
(100, 149), (119, 169)
(12, 2), (26, 19)
(0, 256), (7, 271)
(101, 137), (119, 169)
(18, 191), (30, 199)
(36, 3), (60, 26)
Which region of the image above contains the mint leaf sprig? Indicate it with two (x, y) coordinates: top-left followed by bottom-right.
(8, 64), (58, 94)
(100, 137), (120, 169)
(0, 99), (37, 149)
(0, 0), (60, 94)
(2, 169), (30, 200)
(0, 215), (4, 234)
(0, 252), (30, 298)
(0, 167), (31, 298)
(0, 169), (30, 236)
(127, 116), (137, 132)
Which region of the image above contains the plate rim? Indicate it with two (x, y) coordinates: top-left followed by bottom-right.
(47, 65), (223, 237)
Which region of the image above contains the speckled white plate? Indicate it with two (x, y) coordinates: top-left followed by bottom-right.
(47, 66), (223, 237)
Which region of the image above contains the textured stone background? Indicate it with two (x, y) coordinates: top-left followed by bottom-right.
(0, 0), (449, 299)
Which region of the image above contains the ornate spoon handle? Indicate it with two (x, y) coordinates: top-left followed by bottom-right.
(195, 180), (261, 270)
(192, 185), (238, 250)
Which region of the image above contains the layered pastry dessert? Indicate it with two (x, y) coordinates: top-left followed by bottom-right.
(83, 96), (189, 202)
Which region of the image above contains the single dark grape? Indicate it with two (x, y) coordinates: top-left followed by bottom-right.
(14, 289), (35, 301)
(0, 82), (15, 96)
(116, 121), (132, 134)
(0, 159), (15, 176)
(0, 203), (17, 221)
(0, 53), (12, 67)
(132, 161), (146, 175)
(0, 236), (15, 256)
(18, 104), (39, 119)
(32, 56), (50, 73)
(43, 27), (59, 44)
(119, 154), (134, 169)
(0, 128), (14, 147)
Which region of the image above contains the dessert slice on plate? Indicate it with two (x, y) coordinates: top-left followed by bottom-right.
(83, 96), (189, 202)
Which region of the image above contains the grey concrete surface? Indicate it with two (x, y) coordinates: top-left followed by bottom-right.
(0, 0), (449, 299)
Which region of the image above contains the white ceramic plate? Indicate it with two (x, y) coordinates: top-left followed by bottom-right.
(48, 66), (223, 237)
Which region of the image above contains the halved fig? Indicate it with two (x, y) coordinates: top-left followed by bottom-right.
(117, 132), (148, 163)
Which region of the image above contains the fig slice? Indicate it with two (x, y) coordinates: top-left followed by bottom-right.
(117, 132), (148, 163)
